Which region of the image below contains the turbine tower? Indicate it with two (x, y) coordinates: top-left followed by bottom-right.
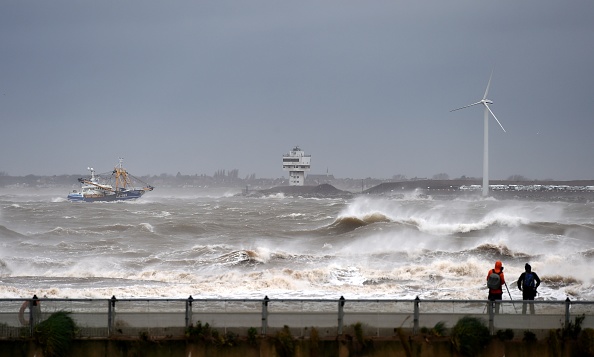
(451, 71), (506, 197)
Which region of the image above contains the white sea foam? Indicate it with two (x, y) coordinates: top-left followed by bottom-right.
(264, 193), (285, 199)
(278, 213), (305, 218)
(148, 211), (171, 218)
(139, 223), (155, 233)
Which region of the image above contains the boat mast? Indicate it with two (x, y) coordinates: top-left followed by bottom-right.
(88, 167), (96, 182)
(114, 158), (130, 191)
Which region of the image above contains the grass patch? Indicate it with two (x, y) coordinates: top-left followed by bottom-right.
(451, 316), (490, 357)
(34, 311), (77, 357)
(274, 325), (295, 357)
(247, 327), (258, 345)
(577, 328), (594, 357)
(523, 330), (536, 343)
(497, 329), (514, 341)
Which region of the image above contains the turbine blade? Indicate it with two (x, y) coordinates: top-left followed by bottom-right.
(485, 103), (506, 132)
(483, 70), (493, 100)
(450, 101), (482, 112)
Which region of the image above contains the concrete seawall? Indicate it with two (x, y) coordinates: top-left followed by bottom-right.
(0, 335), (584, 357)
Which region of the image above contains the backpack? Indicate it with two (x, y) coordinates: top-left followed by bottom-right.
(487, 270), (501, 290)
(524, 272), (535, 288)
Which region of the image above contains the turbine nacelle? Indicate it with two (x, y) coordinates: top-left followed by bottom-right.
(450, 74), (505, 132)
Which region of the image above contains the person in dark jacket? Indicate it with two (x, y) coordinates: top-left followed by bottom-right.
(517, 263), (541, 314)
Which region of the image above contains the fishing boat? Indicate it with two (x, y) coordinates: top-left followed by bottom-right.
(67, 159), (154, 202)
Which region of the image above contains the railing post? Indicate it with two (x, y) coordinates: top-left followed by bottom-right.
(29, 295), (39, 336)
(413, 296), (420, 335)
(338, 296), (345, 335)
(261, 296), (269, 335)
(185, 295), (194, 328)
(565, 297), (571, 327)
(488, 300), (495, 335)
(108, 295), (117, 337)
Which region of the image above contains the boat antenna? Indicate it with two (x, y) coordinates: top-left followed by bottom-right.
(88, 167), (96, 182)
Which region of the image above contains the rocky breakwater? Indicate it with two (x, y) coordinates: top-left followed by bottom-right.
(245, 183), (354, 199)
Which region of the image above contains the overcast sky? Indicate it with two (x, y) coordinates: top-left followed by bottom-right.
(1, 1), (593, 180)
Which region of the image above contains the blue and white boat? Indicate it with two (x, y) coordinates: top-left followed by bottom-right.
(67, 159), (154, 202)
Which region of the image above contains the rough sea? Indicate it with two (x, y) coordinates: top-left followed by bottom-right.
(1, 187), (592, 302)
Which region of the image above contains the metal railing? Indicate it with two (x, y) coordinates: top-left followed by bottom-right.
(1, 295), (593, 339)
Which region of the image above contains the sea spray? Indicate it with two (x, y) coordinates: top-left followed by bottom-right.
(0, 188), (592, 301)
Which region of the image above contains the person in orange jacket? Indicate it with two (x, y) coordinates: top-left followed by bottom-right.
(486, 260), (505, 313)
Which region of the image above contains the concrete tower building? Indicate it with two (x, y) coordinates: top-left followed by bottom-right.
(282, 146), (311, 186)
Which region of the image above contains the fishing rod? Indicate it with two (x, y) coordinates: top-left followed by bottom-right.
(504, 282), (518, 313)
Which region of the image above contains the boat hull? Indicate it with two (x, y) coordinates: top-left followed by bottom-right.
(67, 160), (153, 202)
(67, 190), (146, 202)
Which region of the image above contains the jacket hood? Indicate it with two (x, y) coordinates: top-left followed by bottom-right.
(494, 260), (503, 272)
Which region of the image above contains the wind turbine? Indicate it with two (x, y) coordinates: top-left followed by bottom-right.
(451, 71), (506, 197)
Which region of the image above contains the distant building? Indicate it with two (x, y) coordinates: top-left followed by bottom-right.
(282, 146), (311, 186)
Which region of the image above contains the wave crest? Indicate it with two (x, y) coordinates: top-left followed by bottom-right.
(322, 213), (392, 234)
(214, 250), (263, 266)
(0, 225), (25, 238)
(471, 243), (530, 258)
(542, 275), (582, 287)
